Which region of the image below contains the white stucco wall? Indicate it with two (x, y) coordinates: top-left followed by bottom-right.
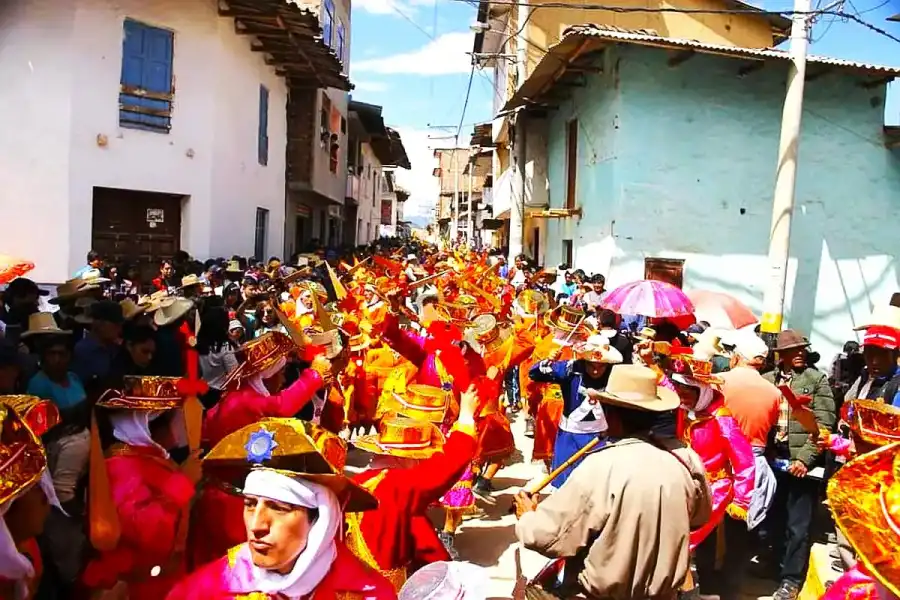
(0, 0), (287, 282)
(354, 143), (382, 245)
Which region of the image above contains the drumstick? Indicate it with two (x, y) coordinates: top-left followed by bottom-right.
(525, 436), (602, 495)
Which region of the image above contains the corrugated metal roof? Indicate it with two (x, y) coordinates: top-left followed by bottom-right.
(567, 24), (900, 75)
(501, 24), (900, 113)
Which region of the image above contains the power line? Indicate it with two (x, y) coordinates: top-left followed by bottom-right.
(456, 65), (476, 141)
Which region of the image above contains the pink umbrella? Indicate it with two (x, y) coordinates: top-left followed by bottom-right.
(600, 280), (694, 318)
(685, 289), (758, 330)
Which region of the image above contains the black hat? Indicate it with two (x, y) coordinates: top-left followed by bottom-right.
(87, 300), (124, 325)
(5, 278), (48, 298)
(0, 339), (23, 369)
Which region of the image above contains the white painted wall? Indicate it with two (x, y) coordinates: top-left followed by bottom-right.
(354, 143), (382, 245)
(0, 0), (287, 282)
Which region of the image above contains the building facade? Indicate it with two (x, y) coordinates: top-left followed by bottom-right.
(471, 0), (790, 264)
(508, 25), (900, 358)
(0, 0), (347, 283)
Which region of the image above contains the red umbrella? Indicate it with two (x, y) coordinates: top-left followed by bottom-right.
(0, 255), (34, 285)
(685, 289), (758, 330)
(600, 280), (694, 318)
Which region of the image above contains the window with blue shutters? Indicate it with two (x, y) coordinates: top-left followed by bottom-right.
(322, 0), (335, 48)
(119, 19), (174, 133)
(337, 22), (345, 65)
(258, 85), (269, 166)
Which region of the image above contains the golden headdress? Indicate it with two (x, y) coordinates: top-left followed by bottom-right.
(0, 404), (46, 510)
(203, 418), (376, 512)
(222, 331), (296, 390)
(828, 443), (900, 597)
(353, 416), (445, 460)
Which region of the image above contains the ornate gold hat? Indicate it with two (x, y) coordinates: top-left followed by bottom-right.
(223, 331), (296, 389)
(828, 442), (900, 597)
(849, 400), (900, 448)
(0, 404), (46, 509)
(545, 305), (593, 341)
(202, 418), (376, 512)
(382, 384), (448, 424)
(513, 289), (550, 318)
(96, 375), (184, 411)
(353, 416), (445, 460)
(0, 395), (60, 436)
(669, 355), (724, 386)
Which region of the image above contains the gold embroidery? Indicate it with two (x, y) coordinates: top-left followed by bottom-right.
(343, 470), (408, 592)
(226, 544), (243, 569)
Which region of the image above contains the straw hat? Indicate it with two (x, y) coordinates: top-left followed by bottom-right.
(222, 331), (296, 390)
(383, 384), (448, 424)
(354, 416), (446, 460)
(179, 274), (203, 290)
(96, 375), (185, 411)
(153, 297), (194, 327)
(120, 298), (147, 321)
(141, 290), (177, 313)
(669, 355), (724, 387)
(20, 312), (72, 338)
(202, 418), (377, 512)
(0, 404), (46, 510)
(854, 304), (900, 331)
(49, 278), (100, 305)
(597, 365), (680, 412)
(827, 442), (900, 597)
(573, 333), (623, 364)
(78, 269), (111, 287)
(0, 395), (60, 437)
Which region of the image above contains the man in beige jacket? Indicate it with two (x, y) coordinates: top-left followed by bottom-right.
(515, 365), (713, 600)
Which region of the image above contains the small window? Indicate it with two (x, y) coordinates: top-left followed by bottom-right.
(337, 22), (346, 64)
(254, 208), (269, 261)
(258, 85), (269, 166)
(119, 19), (175, 133)
(322, 0), (335, 48)
(645, 257), (685, 289)
(562, 239), (573, 268)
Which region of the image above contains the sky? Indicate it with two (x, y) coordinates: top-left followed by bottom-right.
(347, 0), (900, 222)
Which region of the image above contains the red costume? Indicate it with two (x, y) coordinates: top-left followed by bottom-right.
(345, 422), (477, 590)
(167, 541), (396, 600)
(82, 445), (195, 600)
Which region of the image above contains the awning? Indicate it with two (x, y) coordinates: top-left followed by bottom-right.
(527, 207), (583, 219)
(224, 0), (350, 91)
(349, 100), (387, 138)
(371, 127), (411, 169)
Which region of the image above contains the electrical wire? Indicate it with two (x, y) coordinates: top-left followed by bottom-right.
(456, 65), (477, 141)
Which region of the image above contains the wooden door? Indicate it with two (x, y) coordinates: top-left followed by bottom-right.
(644, 258), (684, 288)
(91, 187), (182, 289)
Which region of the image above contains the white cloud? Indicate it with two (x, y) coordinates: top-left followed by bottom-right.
(353, 0), (411, 15)
(352, 32), (473, 76)
(391, 128), (440, 220)
(353, 80), (389, 92)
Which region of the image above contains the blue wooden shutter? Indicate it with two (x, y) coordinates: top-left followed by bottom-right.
(258, 85), (269, 166)
(119, 19), (174, 132)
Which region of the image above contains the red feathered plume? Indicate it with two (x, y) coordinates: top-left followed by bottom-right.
(423, 321), (470, 392)
(373, 255), (402, 275)
(300, 344), (326, 362)
(472, 375), (502, 415)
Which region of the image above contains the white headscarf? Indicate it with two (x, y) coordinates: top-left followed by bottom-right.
(242, 470), (340, 598)
(109, 411), (168, 456)
(672, 375), (716, 415)
(246, 356), (287, 397)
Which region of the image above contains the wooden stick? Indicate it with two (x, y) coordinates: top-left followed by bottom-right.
(408, 269), (451, 290)
(525, 436), (602, 494)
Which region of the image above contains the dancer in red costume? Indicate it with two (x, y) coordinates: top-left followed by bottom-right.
(345, 384), (481, 591)
(190, 331), (331, 569)
(168, 419), (395, 600)
(81, 377), (201, 600)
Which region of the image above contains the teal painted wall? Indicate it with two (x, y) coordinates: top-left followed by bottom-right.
(543, 44), (900, 356)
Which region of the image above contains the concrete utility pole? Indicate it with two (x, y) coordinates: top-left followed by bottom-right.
(760, 0), (811, 336)
(508, 1), (529, 263)
(467, 164), (475, 243)
(450, 149), (459, 242)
